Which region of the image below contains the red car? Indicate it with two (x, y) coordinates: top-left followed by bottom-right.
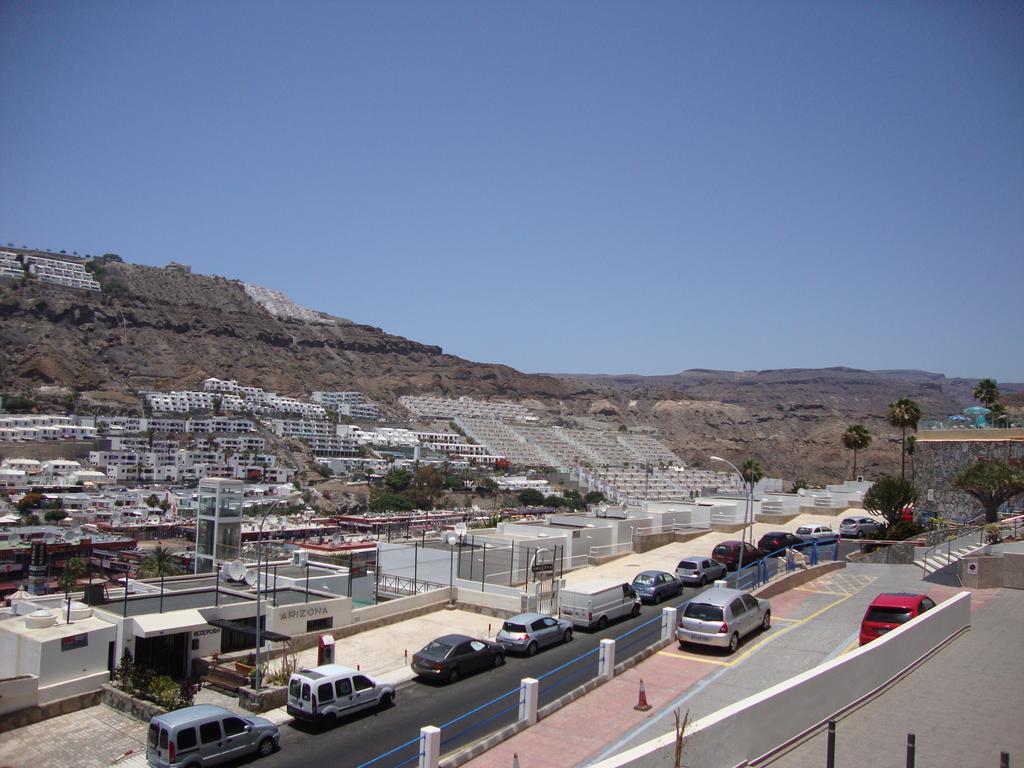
(711, 540), (764, 572)
(859, 592), (936, 645)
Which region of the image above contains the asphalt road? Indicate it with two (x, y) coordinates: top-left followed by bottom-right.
(255, 592), (694, 768)
(254, 544), (861, 768)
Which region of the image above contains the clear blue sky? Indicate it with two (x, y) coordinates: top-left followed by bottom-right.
(2, 2), (1022, 381)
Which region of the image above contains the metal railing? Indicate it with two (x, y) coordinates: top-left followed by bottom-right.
(375, 573), (448, 596)
(589, 541), (634, 559)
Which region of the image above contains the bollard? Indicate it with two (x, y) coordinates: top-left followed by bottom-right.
(1000, 752), (1009, 768)
(826, 720), (836, 768)
(599, 638), (616, 680)
(661, 606), (677, 643)
(404, 649), (408, 664)
(906, 733), (915, 768)
(518, 678), (539, 725)
(419, 725), (440, 768)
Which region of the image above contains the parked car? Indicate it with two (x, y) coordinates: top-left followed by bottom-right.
(676, 586), (771, 653)
(839, 516), (883, 538)
(795, 524), (837, 541)
(496, 612), (573, 655)
(756, 531), (808, 554)
(631, 570), (683, 604)
(711, 540), (765, 571)
(859, 593), (936, 645)
(287, 664), (395, 722)
(558, 579), (641, 630)
(146, 704), (279, 767)
(411, 633), (505, 683)
(675, 556), (727, 586)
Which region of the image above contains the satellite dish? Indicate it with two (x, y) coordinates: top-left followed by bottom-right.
(63, 529), (78, 543)
(243, 569), (258, 587)
(454, 522), (468, 537)
(9, 533), (22, 546)
(226, 560), (247, 582)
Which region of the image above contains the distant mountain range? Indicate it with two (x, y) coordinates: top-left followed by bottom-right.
(1, 256), (1018, 483)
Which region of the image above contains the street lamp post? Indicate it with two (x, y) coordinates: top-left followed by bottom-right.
(254, 490), (302, 692)
(710, 456), (753, 572)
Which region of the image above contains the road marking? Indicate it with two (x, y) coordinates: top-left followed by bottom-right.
(794, 587), (853, 596)
(772, 616), (800, 623)
(657, 649), (732, 666)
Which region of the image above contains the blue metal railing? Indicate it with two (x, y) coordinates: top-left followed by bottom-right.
(537, 645), (601, 707)
(356, 734), (422, 768)
(439, 685), (521, 750)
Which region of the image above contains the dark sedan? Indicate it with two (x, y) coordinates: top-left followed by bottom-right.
(757, 531), (809, 555)
(411, 634), (506, 684)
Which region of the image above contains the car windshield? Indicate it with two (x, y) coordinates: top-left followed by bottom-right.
(633, 574), (655, 586)
(683, 602), (724, 621)
(677, 561), (697, 571)
(419, 640), (454, 658)
(865, 606), (914, 623)
(288, 679), (302, 698)
(502, 622), (527, 633)
(713, 545), (730, 554)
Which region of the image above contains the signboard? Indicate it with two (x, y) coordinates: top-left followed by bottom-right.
(61, 633), (88, 652)
(531, 562), (554, 574)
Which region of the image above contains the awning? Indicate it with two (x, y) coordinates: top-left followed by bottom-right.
(205, 617), (290, 642)
(132, 608), (210, 638)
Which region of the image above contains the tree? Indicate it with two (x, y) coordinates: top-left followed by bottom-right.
(584, 490), (607, 505)
(368, 490), (414, 513)
(16, 492), (44, 511)
(789, 480), (808, 493)
(841, 425), (872, 479)
(952, 459), (1024, 524)
(888, 398), (922, 480)
(905, 435), (917, 485)
(863, 475), (918, 528)
(44, 508), (65, 522)
(145, 494), (160, 508)
(973, 378), (1000, 408)
(384, 468), (412, 492)
(138, 545), (183, 579)
(740, 460), (764, 490)
(518, 488), (545, 507)
(988, 402), (1009, 428)
(60, 557), (87, 592)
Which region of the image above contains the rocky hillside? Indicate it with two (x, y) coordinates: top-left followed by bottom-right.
(0, 260), (1015, 483)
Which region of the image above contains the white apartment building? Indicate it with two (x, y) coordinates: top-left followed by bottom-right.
(311, 391), (366, 407)
(399, 395), (533, 421)
(23, 254), (101, 291)
(0, 250), (23, 280)
(0, 415), (96, 441)
(145, 390), (246, 413)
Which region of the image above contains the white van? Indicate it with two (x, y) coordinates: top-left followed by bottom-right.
(286, 664), (395, 722)
(558, 579), (641, 630)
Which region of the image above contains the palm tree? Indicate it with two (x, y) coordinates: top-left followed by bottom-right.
(905, 435), (917, 485)
(888, 398), (922, 480)
(973, 378), (1000, 408)
(740, 459), (764, 489)
(60, 556), (87, 592)
(138, 545), (183, 579)
(842, 425), (872, 479)
(988, 402), (1008, 428)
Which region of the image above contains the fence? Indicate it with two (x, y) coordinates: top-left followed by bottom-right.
(724, 538), (843, 592)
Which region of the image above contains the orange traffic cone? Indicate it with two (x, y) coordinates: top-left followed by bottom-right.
(634, 678), (652, 711)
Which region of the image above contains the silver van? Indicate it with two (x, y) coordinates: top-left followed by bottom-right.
(146, 704), (279, 767)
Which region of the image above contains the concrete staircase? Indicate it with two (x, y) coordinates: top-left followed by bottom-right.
(914, 542), (985, 575)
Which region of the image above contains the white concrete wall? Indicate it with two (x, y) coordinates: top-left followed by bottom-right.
(0, 625), (42, 679)
(0, 675), (39, 715)
(38, 670), (110, 705)
(454, 587), (522, 614)
(38, 624), (116, 688)
(191, 626), (223, 659)
(592, 591), (972, 768)
(351, 590), (449, 624)
(265, 596), (351, 636)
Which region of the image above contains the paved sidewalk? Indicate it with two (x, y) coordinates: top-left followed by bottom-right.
(459, 573), (1011, 768)
(769, 587), (1024, 768)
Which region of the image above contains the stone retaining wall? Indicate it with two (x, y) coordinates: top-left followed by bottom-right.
(915, 437), (1024, 521)
(0, 689), (102, 734)
(100, 683), (166, 723)
(238, 683), (288, 713)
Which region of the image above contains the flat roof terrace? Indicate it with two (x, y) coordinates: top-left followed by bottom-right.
(101, 588), (252, 617)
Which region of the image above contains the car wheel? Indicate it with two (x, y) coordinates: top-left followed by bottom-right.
(653, 592), (661, 605)
(698, 575), (706, 587)
(563, 628), (573, 644)
(526, 641), (538, 657)
(631, 603), (641, 617)
(762, 611), (771, 631)
(598, 615), (609, 629)
(494, 653), (505, 668)
(728, 633), (739, 653)
(379, 691), (395, 709)
(258, 737), (275, 757)
(448, 667), (460, 684)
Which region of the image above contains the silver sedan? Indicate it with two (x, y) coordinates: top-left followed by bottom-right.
(496, 612), (573, 656)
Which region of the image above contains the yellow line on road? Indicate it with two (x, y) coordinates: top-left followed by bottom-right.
(657, 649), (732, 666)
(837, 637), (861, 657)
(794, 587), (852, 596)
(772, 616), (800, 623)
